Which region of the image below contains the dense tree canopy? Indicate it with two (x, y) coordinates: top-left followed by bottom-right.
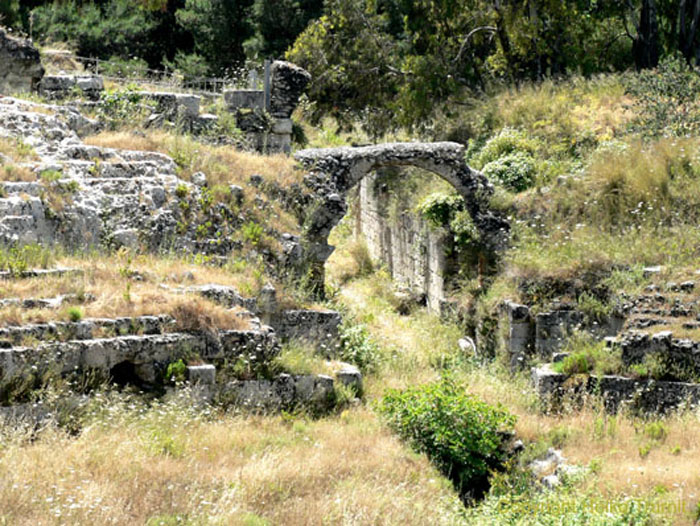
(4, 0), (700, 131)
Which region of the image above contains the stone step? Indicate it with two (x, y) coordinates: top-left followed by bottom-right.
(60, 159), (176, 180)
(169, 284), (258, 311)
(618, 330), (700, 375)
(219, 373), (335, 412)
(0, 327), (281, 387)
(627, 317), (670, 329)
(0, 315), (174, 346)
(0, 332), (206, 385)
(0, 267), (83, 280)
(1, 182), (42, 196)
(0, 292), (95, 310)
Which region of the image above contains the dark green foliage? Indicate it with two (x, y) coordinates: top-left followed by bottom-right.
(165, 359), (187, 384)
(417, 192), (463, 228)
(0, 0), (20, 27)
(175, 0), (255, 75)
(626, 53), (700, 137)
(247, 0), (323, 59)
(417, 192), (480, 247)
(377, 377), (516, 500)
(32, 1), (157, 61)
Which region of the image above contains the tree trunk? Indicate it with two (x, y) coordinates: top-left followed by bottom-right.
(679, 0), (700, 62)
(634, 0), (660, 69)
(492, 1), (515, 77)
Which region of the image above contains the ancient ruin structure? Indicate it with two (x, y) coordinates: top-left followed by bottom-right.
(294, 142), (510, 297)
(0, 27), (44, 94)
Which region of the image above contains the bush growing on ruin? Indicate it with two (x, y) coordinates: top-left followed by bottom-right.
(377, 377), (516, 501)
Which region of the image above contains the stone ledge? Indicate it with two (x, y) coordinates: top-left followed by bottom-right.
(532, 364), (700, 413)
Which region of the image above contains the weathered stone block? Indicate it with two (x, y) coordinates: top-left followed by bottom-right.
(0, 28), (44, 94)
(187, 364), (216, 385)
(335, 363), (363, 395)
(535, 309), (584, 358)
(269, 60), (311, 118)
(271, 118), (293, 135)
(224, 89), (265, 110)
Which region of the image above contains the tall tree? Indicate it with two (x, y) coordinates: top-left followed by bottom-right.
(632, 0), (660, 68)
(248, 0), (323, 59)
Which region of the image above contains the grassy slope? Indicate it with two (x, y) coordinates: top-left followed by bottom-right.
(1, 75), (700, 524)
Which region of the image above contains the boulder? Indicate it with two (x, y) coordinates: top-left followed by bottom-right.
(0, 28), (44, 94)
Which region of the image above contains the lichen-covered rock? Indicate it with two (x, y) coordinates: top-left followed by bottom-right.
(0, 28), (44, 94)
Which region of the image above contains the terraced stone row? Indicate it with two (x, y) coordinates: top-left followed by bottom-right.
(0, 315), (174, 346)
(532, 364), (700, 413)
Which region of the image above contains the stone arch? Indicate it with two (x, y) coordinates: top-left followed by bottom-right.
(294, 142), (509, 296)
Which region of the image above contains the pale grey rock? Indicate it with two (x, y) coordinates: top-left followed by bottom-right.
(335, 363), (363, 395)
(187, 364), (216, 385)
(271, 118), (293, 135)
(39, 75), (104, 100)
(111, 228), (139, 249)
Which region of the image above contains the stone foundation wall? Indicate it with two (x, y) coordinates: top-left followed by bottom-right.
(356, 172), (449, 312)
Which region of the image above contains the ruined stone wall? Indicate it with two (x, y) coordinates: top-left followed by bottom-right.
(356, 172), (449, 312)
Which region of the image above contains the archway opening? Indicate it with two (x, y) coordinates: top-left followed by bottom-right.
(325, 165), (482, 312)
(294, 142), (509, 301)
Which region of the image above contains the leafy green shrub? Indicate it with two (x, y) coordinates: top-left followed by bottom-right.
(471, 128), (538, 169)
(377, 377), (516, 500)
(174, 183), (189, 200)
(165, 359), (187, 384)
(241, 221), (263, 245)
(482, 152), (536, 192)
(338, 324), (382, 374)
(417, 192), (480, 247)
(96, 89), (154, 130)
(67, 306), (84, 322)
(417, 192), (463, 227)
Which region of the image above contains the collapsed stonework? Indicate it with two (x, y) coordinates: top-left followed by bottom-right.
(0, 96), (245, 254)
(224, 60), (311, 154)
(294, 142), (510, 296)
(0, 28), (44, 94)
(515, 279), (700, 413)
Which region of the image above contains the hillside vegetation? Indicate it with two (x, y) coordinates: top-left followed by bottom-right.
(4, 2), (700, 524)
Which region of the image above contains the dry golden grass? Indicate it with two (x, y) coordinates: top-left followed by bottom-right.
(85, 130), (302, 188)
(0, 252), (290, 330)
(0, 137), (39, 164)
(0, 405), (464, 525)
(0, 165), (37, 182)
(333, 259), (700, 524)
